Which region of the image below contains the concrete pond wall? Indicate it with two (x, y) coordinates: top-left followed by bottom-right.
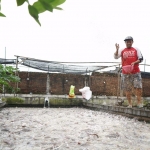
(2, 96), (83, 107)
(2, 94), (150, 108)
(1, 95), (150, 122)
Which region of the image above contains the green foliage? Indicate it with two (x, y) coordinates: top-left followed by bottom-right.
(0, 0), (66, 26)
(143, 99), (150, 106)
(32, 1), (45, 14)
(5, 97), (24, 104)
(28, 4), (41, 26)
(0, 64), (20, 91)
(50, 0), (65, 7)
(2, 97), (6, 102)
(0, 0), (6, 17)
(5, 86), (20, 94)
(0, 12), (5, 17)
(16, 0), (26, 6)
(39, 0), (53, 12)
(54, 7), (63, 10)
(33, 0), (65, 13)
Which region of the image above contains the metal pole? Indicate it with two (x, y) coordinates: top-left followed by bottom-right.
(28, 62), (30, 94)
(3, 47), (6, 96)
(144, 59), (146, 72)
(85, 68), (88, 87)
(117, 64), (121, 100)
(88, 70), (90, 87)
(15, 56), (19, 97)
(5, 47), (6, 67)
(84, 77), (86, 87)
(46, 65), (50, 94)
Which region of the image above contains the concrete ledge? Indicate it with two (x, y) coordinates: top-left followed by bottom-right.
(82, 102), (150, 121)
(0, 102), (6, 108)
(1, 96), (150, 122)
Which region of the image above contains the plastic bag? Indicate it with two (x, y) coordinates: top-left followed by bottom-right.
(79, 87), (92, 100)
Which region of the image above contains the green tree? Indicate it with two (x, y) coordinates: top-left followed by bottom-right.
(0, 0), (66, 26)
(0, 64), (20, 93)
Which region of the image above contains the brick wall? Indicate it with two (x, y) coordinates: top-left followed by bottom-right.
(90, 73), (118, 96)
(18, 72), (85, 95)
(142, 78), (150, 96)
(17, 71), (150, 96)
(18, 72), (46, 94)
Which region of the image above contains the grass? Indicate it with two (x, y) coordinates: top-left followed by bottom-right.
(122, 99), (150, 107)
(2, 97), (24, 104)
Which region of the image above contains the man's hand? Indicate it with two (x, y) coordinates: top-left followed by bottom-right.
(131, 60), (140, 66)
(115, 43), (119, 50)
(114, 43), (119, 57)
(131, 62), (135, 66)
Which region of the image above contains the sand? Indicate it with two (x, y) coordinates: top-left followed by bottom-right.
(0, 107), (150, 150)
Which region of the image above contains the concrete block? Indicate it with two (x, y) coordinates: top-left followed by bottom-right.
(147, 111), (150, 117)
(132, 109), (141, 116)
(110, 106), (115, 111)
(86, 103), (92, 107)
(124, 108), (132, 114)
(140, 110), (148, 117)
(125, 108), (133, 114)
(108, 106), (113, 111)
(118, 107), (124, 113)
(115, 106), (120, 112)
(25, 97), (28, 104)
(82, 102), (86, 106)
(93, 104), (98, 108)
(103, 105), (109, 110)
(97, 105), (103, 109)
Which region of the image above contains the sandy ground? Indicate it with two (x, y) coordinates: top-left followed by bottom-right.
(0, 107), (150, 150)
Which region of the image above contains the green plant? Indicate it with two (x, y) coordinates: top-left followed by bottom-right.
(2, 97), (6, 102)
(143, 99), (150, 106)
(0, 0), (66, 26)
(0, 64), (20, 92)
(6, 97), (24, 104)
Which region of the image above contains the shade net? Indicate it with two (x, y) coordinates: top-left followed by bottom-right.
(20, 57), (109, 74)
(0, 58), (16, 64)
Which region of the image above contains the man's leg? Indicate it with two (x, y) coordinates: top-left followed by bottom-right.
(122, 74), (133, 107)
(126, 90), (132, 106)
(133, 73), (142, 107)
(136, 88), (142, 105)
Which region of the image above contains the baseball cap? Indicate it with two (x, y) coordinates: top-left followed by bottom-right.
(124, 36), (133, 41)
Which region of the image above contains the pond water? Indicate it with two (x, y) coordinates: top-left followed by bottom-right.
(0, 108), (150, 150)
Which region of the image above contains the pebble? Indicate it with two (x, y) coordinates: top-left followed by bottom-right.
(0, 108), (150, 150)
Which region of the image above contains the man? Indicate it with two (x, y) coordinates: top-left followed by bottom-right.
(114, 36), (143, 108)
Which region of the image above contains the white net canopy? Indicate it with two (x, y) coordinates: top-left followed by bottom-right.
(17, 56), (111, 74)
(0, 58), (16, 64)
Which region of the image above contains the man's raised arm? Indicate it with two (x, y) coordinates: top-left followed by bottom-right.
(114, 43), (121, 59)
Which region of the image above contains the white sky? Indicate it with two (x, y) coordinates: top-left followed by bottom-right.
(0, 0), (150, 72)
